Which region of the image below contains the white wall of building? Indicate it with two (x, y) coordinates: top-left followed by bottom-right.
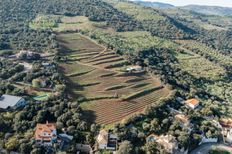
(199, 137), (218, 145)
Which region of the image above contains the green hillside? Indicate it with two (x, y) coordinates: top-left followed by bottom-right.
(181, 5), (232, 16)
(0, 0), (232, 153)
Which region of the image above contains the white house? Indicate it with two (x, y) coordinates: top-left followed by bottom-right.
(220, 118), (232, 144)
(185, 98), (199, 109)
(225, 128), (232, 143)
(97, 130), (117, 150)
(42, 62), (55, 68)
(146, 134), (178, 154)
(0, 94), (26, 110)
(221, 127), (232, 143)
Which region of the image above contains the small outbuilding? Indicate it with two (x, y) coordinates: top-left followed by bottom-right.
(126, 65), (144, 72)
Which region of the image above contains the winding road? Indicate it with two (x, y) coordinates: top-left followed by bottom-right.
(190, 143), (232, 154)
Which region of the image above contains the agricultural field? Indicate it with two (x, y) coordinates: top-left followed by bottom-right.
(54, 16), (110, 32)
(31, 14), (177, 53)
(58, 32), (170, 124)
(30, 14), (112, 32)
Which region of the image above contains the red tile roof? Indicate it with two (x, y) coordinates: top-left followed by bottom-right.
(35, 121), (56, 141)
(185, 99), (199, 106)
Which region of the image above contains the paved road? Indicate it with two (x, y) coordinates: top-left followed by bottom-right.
(190, 143), (232, 154)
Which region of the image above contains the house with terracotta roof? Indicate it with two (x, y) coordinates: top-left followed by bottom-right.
(35, 121), (57, 146)
(146, 134), (178, 153)
(97, 129), (117, 150)
(185, 98), (199, 109)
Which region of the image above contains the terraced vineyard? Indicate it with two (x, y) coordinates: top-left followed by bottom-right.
(58, 33), (170, 124)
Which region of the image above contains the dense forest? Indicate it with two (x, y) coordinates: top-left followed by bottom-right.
(0, 0), (141, 31)
(0, 0), (140, 53)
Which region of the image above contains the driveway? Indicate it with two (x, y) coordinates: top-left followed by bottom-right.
(190, 143), (232, 154)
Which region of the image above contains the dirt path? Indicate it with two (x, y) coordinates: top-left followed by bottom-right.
(78, 33), (107, 55)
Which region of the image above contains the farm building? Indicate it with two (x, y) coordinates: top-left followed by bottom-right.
(97, 129), (117, 150)
(126, 65), (144, 72)
(146, 134), (178, 154)
(185, 98), (199, 109)
(0, 94), (26, 110)
(35, 121), (57, 146)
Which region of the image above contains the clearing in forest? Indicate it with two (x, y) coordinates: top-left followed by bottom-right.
(58, 32), (170, 125)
